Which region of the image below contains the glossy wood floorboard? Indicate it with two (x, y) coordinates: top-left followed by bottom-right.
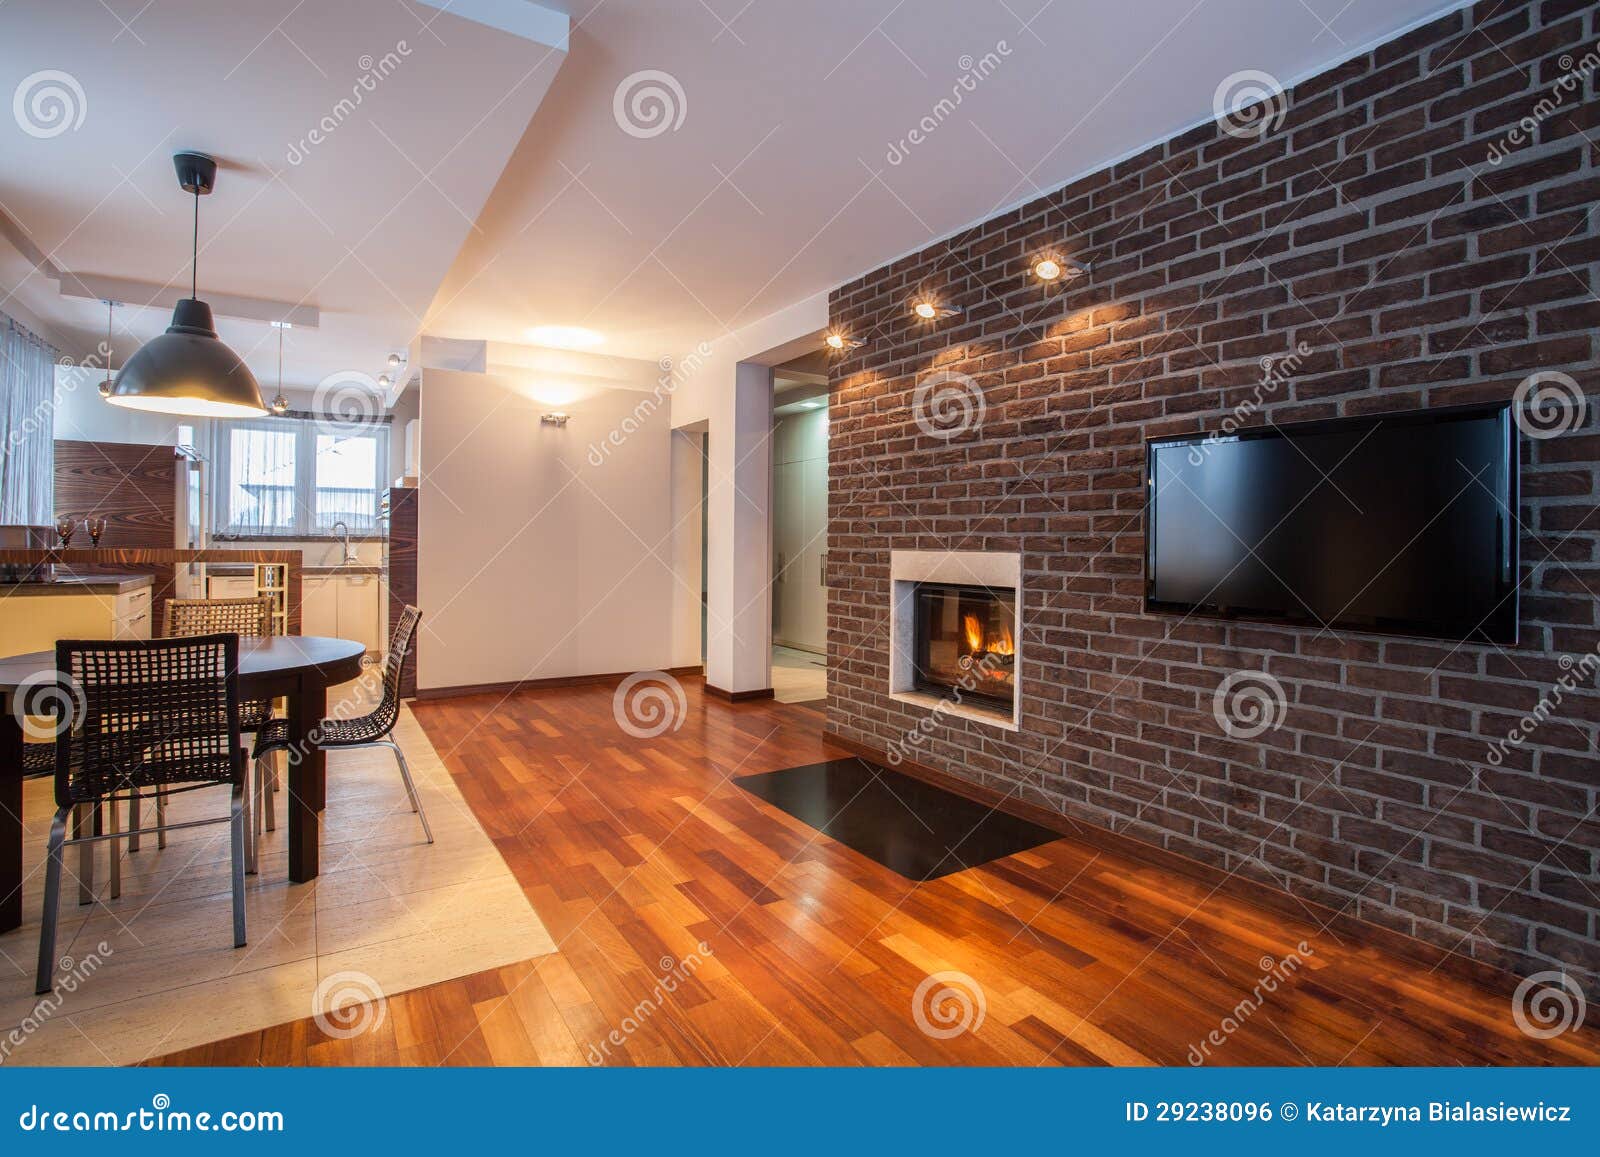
(148, 681), (1600, 1067)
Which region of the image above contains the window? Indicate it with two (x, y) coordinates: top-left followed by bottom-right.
(212, 415), (389, 538)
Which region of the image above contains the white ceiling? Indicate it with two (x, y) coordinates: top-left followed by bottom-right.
(2, 0), (1462, 390)
(423, 0), (1463, 361)
(0, 0), (564, 392)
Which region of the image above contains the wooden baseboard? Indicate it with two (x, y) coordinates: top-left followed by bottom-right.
(824, 729), (1526, 1001)
(417, 664), (704, 701)
(704, 684), (775, 702)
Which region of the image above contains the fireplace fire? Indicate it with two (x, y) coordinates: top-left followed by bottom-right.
(911, 582), (1017, 710)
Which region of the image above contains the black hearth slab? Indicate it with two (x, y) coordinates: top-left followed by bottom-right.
(736, 758), (1061, 880)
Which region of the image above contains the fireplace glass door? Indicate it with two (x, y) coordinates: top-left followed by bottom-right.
(911, 582), (1017, 710)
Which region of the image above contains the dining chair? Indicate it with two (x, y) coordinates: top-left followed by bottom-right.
(35, 633), (250, 994)
(159, 595), (278, 853)
(251, 605), (432, 845)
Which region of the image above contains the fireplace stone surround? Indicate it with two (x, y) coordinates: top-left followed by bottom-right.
(889, 550), (1021, 730)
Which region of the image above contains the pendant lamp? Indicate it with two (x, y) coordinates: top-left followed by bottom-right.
(106, 152), (267, 418)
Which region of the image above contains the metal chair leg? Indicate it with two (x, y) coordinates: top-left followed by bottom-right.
(128, 787), (142, 853)
(156, 787), (168, 849)
(264, 751), (277, 832)
(108, 797), (121, 900)
(74, 804), (94, 906)
(385, 740), (433, 844)
(230, 783), (247, 947)
(35, 808), (69, 995)
(244, 771), (258, 877)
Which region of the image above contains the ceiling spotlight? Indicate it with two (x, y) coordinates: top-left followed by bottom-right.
(387, 353), (403, 369)
(378, 374), (391, 389)
(1033, 257), (1091, 282)
(798, 400), (824, 410)
(541, 412), (571, 427)
(824, 332), (864, 351)
(912, 301), (961, 320)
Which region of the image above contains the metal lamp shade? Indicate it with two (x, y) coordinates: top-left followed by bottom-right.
(107, 298), (267, 418)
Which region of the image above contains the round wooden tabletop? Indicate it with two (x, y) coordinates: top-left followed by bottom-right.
(0, 635), (367, 693)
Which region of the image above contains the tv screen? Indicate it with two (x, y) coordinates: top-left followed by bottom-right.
(1145, 403), (1518, 644)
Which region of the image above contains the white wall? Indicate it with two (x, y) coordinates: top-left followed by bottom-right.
(54, 366), (185, 446)
(668, 292), (829, 693)
(417, 365), (675, 691)
(772, 407), (828, 652)
(669, 428), (705, 669)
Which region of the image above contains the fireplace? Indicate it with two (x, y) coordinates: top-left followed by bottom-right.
(889, 550), (1021, 730)
(911, 582), (1017, 711)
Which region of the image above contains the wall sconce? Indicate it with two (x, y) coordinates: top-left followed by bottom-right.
(824, 332), (865, 351)
(912, 301), (961, 320)
(1032, 257), (1091, 282)
(541, 412), (571, 427)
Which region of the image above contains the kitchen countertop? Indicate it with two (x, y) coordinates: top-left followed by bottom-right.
(0, 572), (154, 595)
(206, 564), (384, 577)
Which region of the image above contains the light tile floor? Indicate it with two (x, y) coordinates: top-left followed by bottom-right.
(0, 679), (554, 1066)
(771, 646), (826, 704)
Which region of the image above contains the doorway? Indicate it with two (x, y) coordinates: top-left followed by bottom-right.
(769, 352), (829, 703)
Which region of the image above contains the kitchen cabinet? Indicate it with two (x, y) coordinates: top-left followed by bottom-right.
(207, 575), (258, 600)
(211, 571), (383, 654)
(337, 573), (383, 654)
(0, 578), (153, 655)
(302, 573), (383, 654)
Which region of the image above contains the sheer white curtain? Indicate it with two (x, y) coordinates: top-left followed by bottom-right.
(212, 414), (389, 537)
(0, 314), (59, 524)
(213, 415), (300, 536)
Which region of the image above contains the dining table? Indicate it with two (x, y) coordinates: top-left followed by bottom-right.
(0, 635), (367, 934)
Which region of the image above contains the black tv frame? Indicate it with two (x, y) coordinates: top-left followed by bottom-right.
(1143, 401), (1519, 645)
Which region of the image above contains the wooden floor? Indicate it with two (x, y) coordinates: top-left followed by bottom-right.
(150, 680), (1599, 1066)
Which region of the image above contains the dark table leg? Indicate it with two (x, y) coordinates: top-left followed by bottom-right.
(0, 709), (24, 934)
(287, 675), (327, 883)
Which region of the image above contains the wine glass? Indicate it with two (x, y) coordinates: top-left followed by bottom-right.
(87, 517), (107, 547)
(54, 516), (77, 549)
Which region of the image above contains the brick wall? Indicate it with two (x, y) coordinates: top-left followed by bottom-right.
(825, 0), (1599, 996)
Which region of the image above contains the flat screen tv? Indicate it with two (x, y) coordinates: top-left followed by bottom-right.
(1144, 402), (1518, 644)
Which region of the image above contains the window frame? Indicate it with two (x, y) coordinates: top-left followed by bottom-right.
(211, 413), (391, 539)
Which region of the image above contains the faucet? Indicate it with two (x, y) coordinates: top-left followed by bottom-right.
(331, 520), (359, 566)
